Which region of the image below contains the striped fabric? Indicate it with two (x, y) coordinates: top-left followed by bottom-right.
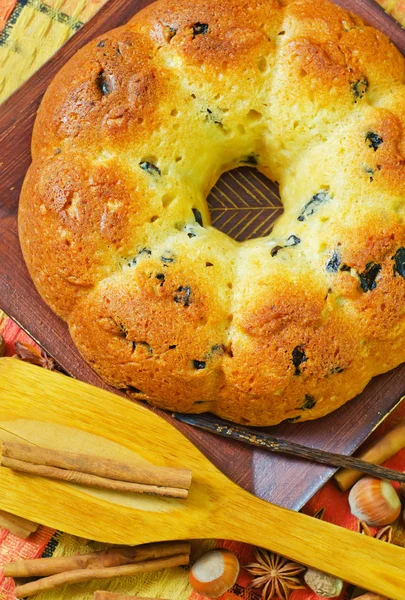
(0, 0), (106, 101)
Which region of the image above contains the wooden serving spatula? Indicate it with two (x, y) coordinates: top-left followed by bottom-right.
(0, 358), (404, 598)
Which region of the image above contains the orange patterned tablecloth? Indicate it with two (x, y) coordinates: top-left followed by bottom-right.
(1, 1), (405, 599)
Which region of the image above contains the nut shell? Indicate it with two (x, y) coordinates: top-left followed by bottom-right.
(189, 549), (239, 598)
(348, 477), (401, 526)
(304, 569), (343, 598)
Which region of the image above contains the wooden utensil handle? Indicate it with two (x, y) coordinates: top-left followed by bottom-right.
(221, 489), (405, 599)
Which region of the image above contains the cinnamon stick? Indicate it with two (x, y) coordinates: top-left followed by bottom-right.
(0, 509), (38, 539)
(4, 541), (191, 578)
(334, 421), (405, 491)
(94, 594), (167, 600)
(1, 441), (191, 489)
(1, 457), (188, 499)
(14, 553), (190, 598)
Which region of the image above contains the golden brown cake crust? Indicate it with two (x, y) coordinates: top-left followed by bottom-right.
(19, 0), (405, 425)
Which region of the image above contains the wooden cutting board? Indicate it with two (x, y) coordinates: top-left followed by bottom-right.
(1, 0), (405, 511)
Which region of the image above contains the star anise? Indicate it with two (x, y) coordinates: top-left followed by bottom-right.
(357, 520), (392, 543)
(245, 547), (306, 600)
(14, 341), (56, 370)
(312, 507), (325, 520)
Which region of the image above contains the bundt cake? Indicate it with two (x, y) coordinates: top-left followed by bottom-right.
(19, 0), (405, 425)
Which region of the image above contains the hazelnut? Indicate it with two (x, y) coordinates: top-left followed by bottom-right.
(349, 477), (401, 526)
(189, 549), (239, 598)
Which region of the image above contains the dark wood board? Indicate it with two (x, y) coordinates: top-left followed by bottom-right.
(1, 0), (405, 511)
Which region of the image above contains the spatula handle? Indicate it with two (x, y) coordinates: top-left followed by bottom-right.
(221, 489), (405, 598)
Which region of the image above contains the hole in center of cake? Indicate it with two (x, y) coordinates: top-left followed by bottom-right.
(207, 167), (283, 242)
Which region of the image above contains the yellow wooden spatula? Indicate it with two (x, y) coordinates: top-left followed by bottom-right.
(0, 357), (404, 598)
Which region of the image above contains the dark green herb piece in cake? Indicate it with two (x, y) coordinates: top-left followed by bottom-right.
(363, 166), (375, 182)
(298, 191), (329, 222)
(174, 285), (192, 306)
(192, 208), (204, 227)
(271, 235), (301, 256)
(326, 249), (341, 272)
(299, 395), (316, 410)
(192, 360), (206, 369)
(292, 345), (307, 375)
(358, 262), (381, 292)
(392, 248), (405, 279)
(161, 253), (175, 264)
(366, 131), (383, 151)
(156, 273), (165, 286)
(127, 247), (151, 267)
(140, 161), (161, 175)
(96, 70), (111, 95)
(192, 23), (209, 37)
(351, 77), (368, 102)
